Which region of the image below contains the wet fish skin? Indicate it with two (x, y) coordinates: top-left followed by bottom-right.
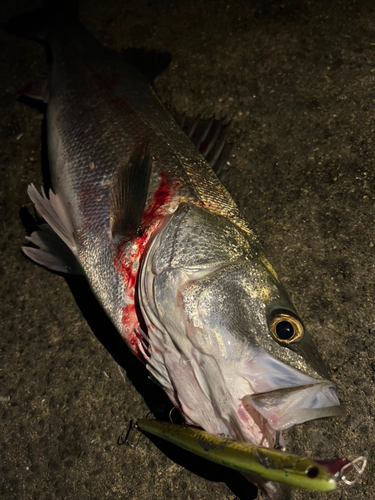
(42, 15), (252, 341)
(139, 203), (341, 442)
(10, 7), (343, 499)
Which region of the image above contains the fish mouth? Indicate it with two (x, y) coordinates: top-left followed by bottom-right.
(242, 381), (345, 431)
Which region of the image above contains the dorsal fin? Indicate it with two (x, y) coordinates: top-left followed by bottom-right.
(172, 112), (232, 179)
(111, 141), (153, 240)
(122, 48), (171, 83)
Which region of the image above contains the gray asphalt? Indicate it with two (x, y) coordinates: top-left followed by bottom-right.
(1, 1), (373, 499)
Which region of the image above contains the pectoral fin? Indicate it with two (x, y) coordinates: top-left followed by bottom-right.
(110, 141), (153, 240)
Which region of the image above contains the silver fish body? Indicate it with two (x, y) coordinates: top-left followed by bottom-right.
(19, 11), (343, 500)
(43, 20), (250, 341)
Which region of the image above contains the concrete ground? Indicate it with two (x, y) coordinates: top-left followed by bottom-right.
(0, 0), (374, 499)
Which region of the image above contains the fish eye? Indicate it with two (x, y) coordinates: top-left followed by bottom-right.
(276, 321), (294, 340)
(269, 313), (304, 344)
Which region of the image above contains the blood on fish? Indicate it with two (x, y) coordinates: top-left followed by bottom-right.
(199, 140), (208, 151)
(113, 172), (175, 358)
(238, 406), (249, 423)
(141, 171), (171, 227)
(114, 233), (148, 289)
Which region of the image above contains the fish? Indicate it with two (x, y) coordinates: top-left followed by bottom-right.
(6, 4), (344, 499)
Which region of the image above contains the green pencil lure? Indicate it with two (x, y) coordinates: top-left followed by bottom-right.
(131, 419), (366, 492)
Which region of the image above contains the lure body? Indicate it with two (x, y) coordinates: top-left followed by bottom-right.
(136, 419), (337, 492)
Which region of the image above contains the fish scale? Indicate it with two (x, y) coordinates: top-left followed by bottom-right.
(46, 22), (254, 345)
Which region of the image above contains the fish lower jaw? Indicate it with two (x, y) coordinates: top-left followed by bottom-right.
(242, 380), (343, 432)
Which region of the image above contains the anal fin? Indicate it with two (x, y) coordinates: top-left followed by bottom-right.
(27, 184), (76, 252)
(22, 185), (80, 274)
(23, 224), (82, 274)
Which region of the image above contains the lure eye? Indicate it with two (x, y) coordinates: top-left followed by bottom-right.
(306, 466), (319, 478)
(269, 313), (304, 344)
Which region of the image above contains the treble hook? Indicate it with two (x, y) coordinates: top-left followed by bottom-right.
(118, 419), (138, 447)
(169, 407), (178, 423)
(339, 456), (367, 485)
(274, 431), (286, 452)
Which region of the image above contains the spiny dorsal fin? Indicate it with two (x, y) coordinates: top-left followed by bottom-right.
(111, 141), (153, 240)
(172, 112), (232, 179)
(122, 48), (171, 83)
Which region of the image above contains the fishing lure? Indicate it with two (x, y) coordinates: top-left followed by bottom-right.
(124, 418), (367, 492)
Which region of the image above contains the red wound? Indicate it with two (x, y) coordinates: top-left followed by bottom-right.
(141, 172), (171, 226)
(113, 172), (174, 358)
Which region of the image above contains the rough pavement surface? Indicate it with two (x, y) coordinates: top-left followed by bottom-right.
(1, 0), (374, 499)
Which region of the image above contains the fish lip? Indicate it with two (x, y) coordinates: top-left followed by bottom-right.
(242, 379), (344, 432)
(250, 379), (336, 397)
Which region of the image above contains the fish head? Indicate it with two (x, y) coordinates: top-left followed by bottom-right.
(139, 202), (343, 447)
(182, 255), (344, 436)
